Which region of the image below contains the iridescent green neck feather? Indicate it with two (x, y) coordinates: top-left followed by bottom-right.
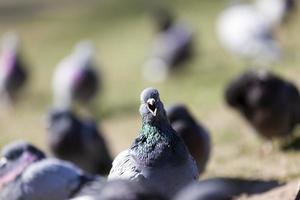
(131, 121), (187, 167)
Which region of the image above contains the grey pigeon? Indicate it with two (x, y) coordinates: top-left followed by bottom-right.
(0, 141), (105, 200)
(0, 32), (28, 104)
(52, 40), (100, 109)
(0, 141), (46, 200)
(225, 69), (300, 139)
(47, 108), (112, 175)
(143, 9), (193, 82)
(173, 177), (282, 200)
(166, 104), (211, 175)
(97, 179), (167, 200)
(108, 88), (198, 198)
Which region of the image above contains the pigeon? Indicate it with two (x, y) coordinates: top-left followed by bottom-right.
(0, 141), (46, 200)
(143, 9), (193, 82)
(0, 141), (105, 200)
(255, 0), (296, 27)
(96, 179), (167, 200)
(216, 0), (294, 63)
(47, 108), (112, 175)
(225, 70), (300, 139)
(173, 177), (282, 200)
(108, 88), (198, 198)
(0, 32), (28, 104)
(52, 40), (100, 109)
(166, 103), (211, 175)
(69, 177), (104, 200)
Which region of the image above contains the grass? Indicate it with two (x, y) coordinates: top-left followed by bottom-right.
(1, 0), (300, 185)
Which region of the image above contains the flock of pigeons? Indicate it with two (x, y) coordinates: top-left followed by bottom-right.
(0, 0), (300, 199)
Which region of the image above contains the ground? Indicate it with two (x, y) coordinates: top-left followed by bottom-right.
(0, 0), (300, 199)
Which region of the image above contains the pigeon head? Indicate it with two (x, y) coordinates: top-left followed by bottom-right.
(167, 104), (194, 124)
(246, 70), (279, 108)
(73, 40), (94, 65)
(285, 0), (296, 12)
(152, 8), (174, 32)
(0, 141), (45, 189)
(1, 141), (45, 161)
(46, 108), (82, 155)
(139, 88), (167, 124)
(47, 108), (77, 134)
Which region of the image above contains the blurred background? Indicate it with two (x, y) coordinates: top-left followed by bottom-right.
(0, 0), (300, 183)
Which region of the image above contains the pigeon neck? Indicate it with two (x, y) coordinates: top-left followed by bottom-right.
(131, 121), (187, 166)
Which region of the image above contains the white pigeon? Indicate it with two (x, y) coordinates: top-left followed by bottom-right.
(52, 40), (100, 109)
(216, 0), (292, 63)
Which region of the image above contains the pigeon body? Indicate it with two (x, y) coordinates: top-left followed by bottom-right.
(174, 177), (281, 200)
(216, 0), (293, 63)
(108, 88), (198, 197)
(225, 70), (300, 139)
(0, 32), (27, 103)
(166, 104), (211, 175)
(0, 141), (105, 200)
(47, 108), (112, 175)
(52, 41), (100, 109)
(97, 179), (167, 200)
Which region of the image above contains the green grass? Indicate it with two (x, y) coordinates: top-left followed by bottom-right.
(1, 0), (300, 182)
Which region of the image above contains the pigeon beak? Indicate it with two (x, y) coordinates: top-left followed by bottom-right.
(146, 98), (157, 116)
(0, 157), (7, 168)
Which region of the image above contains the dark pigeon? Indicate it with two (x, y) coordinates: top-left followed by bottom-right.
(47, 108), (112, 175)
(173, 177), (282, 200)
(0, 141), (105, 200)
(143, 9), (193, 82)
(52, 41), (100, 109)
(225, 70), (300, 139)
(0, 32), (27, 104)
(166, 104), (211, 175)
(108, 88), (198, 198)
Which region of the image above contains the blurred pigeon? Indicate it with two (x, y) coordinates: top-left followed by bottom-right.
(47, 108), (112, 175)
(295, 187), (300, 200)
(52, 40), (100, 109)
(96, 179), (167, 200)
(216, 0), (294, 63)
(225, 70), (300, 139)
(0, 141), (46, 199)
(70, 177), (104, 200)
(0, 141), (105, 200)
(143, 9), (193, 82)
(255, 0), (296, 26)
(173, 177), (282, 200)
(0, 32), (28, 104)
(166, 104), (211, 175)
(108, 88), (198, 198)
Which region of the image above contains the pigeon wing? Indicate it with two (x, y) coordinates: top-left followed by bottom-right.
(108, 150), (143, 181)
